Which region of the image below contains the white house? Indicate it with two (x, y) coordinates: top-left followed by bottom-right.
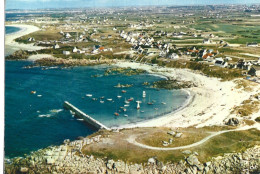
(73, 47), (78, 53)
(215, 59), (228, 68)
(63, 51), (70, 55)
(203, 39), (212, 44)
(53, 44), (60, 49)
(91, 49), (99, 54)
(169, 53), (179, 59)
(28, 37), (35, 42)
(65, 33), (71, 39)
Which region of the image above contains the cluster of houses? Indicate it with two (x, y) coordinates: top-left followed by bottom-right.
(91, 45), (113, 54)
(61, 46), (113, 56)
(59, 31), (89, 43)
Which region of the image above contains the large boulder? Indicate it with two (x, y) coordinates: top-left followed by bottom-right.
(20, 167), (28, 173)
(148, 157), (156, 164)
(186, 155), (200, 166)
(106, 159), (114, 170)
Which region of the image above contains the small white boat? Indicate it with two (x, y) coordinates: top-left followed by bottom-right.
(86, 94), (92, 97)
(77, 119), (84, 121)
(141, 111), (144, 113)
(70, 110), (75, 115)
(143, 91), (146, 98)
(100, 100), (104, 103)
(136, 101), (141, 110)
(123, 108), (127, 112)
(124, 104), (129, 107)
(37, 95), (42, 97)
(161, 102), (166, 105)
(117, 95), (122, 98)
(124, 114), (128, 117)
(107, 98), (113, 101)
(124, 98), (130, 104)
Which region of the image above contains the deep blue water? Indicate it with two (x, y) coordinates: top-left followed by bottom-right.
(5, 61), (188, 158)
(5, 13), (47, 21)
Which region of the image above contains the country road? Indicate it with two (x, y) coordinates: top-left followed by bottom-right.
(127, 124), (260, 151)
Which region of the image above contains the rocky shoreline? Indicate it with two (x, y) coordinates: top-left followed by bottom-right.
(5, 133), (260, 174)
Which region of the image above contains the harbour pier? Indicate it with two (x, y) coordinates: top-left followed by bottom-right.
(63, 101), (110, 131)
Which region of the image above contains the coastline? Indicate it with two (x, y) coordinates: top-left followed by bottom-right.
(114, 61), (260, 129)
(113, 89), (194, 130)
(5, 24), (44, 54)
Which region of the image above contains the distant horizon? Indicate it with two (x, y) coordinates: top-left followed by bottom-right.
(5, 0), (260, 10)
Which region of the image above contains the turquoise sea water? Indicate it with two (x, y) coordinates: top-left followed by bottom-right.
(5, 26), (188, 158)
(6, 26), (21, 34)
(5, 26), (22, 56)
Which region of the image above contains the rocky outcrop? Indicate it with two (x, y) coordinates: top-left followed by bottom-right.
(5, 135), (260, 174)
(225, 117), (240, 126)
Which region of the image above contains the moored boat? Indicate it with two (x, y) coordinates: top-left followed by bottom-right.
(128, 97), (134, 101)
(124, 98), (130, 104)
(136, 101), (141, 109)
(143, 91), (146, 98)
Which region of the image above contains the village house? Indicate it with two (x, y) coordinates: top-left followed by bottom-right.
(237, 59), (253, 70)
(203, 39), (212, 44)
(63, 51), (70, 55)
(65, 33), (71, 39)
(214, 58), (228, 68)
(168, 53), (179, 59)
(73, 47), (78, 53)
(53, 44), (60, 49)
(28, 37), (35, 42)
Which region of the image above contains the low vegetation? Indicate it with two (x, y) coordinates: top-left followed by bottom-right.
(104, 67), (146, 76)
(234, 79), (256, 92)
(82, 127), (260, 163)
(152, 79), (194, 89)
(232, 93), (260, 117)
(159, 60), (244, 81)
(5, 50), (37, 60)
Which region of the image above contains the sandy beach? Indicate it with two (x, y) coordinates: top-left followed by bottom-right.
(115, 61), (260, 129)
(5, 24), (44, 53)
